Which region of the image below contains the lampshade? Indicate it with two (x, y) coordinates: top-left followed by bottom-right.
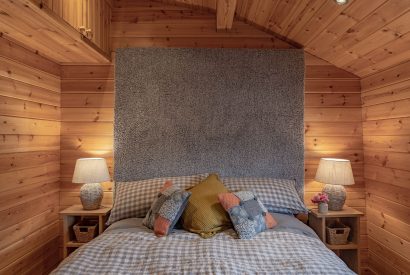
(315, 158), (354, 186)
(72, 158), (110, 184)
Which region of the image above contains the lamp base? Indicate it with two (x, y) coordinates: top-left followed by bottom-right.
(322, 184), (346, 211)
(80, 182), (103, 210)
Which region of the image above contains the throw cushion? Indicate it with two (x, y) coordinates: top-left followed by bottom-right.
(218, 191), (277, 239)
(181, 173), (231, 238)
(143, 181), (191, 237)
(222, 177), (308, 215)
(107, 174), (207, 225)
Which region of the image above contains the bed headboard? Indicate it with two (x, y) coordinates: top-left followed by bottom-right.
(114, 48), (305, 195)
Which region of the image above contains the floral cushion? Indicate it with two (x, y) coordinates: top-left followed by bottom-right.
(143, 181), (191, 236)
(218, 191), (277, 239)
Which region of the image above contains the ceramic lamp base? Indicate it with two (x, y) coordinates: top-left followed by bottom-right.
(80, 182), (103, 210)
(322, 184), (346, 211)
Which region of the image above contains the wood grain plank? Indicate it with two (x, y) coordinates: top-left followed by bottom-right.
(363, 150), (410, 172)
(216, 0), (237, 30)
(61, 79), (114, 93)
(0, 135), (60, 154)
(0, 116), (60, 135)
(0, 191), (59, 232)
(305, 122), (362, 136)
(361, 61), (410, 92)
(363, 135), (410, 153)
(367, 221), (409, 260)
(364, 164), (409, 190)
(0, 95), (60, 121)
(0, 76), (60, 107)
(0, 162), (60, 192)
(367, 193), (410, 223)
(0, 37), (60, 77)
(0, 150), (59, 173)
(305, 93), (361, 107)
(305, 107), (362, 122)
(0, 57), (60, 93)
(61, 93), (114, 108)
(61, 108), (114, 122)
(0, 237), (60, 275)
(362, 118), (410, 136)
(305, 79), (361, 93)
(61, 65), (114, 79)
(61, 122), (113, 136)
(111, 36), (292, 49)
(366, 207), (410, 241)
(0, 220), (59, 270)
(368, 237), (410, 275)
(363, 98), (410, 120)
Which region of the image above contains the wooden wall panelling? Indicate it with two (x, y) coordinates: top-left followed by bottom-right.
(43, 0), (112, 55)
(216, 0), (237, 30)
(0, 0), (110, 63)
(60, 1), (367, 272)
(361, 60), (410, 275)
(164, 0), (410, 78)
(0, 37), (61, 274)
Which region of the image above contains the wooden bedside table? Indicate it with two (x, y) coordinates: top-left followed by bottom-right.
(308, 206), (363, 273)
(60, 205), (112, 258)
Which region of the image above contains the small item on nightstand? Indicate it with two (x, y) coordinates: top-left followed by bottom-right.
(311, 192), (329, 214)
(73, 219), (98, 243)
(72, 158), (111, 210)
(326, 221), (350, 245)
(315, 158), (355, 211)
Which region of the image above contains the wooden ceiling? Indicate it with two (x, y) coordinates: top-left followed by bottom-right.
(162, 0), (410, 77)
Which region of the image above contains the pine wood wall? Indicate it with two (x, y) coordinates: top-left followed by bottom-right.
(59, 1), (367, 273)
(0, 37), (61, 274)
(361, 61), (410, 275)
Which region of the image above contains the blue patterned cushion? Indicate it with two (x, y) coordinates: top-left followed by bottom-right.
(222, 178), (308, 214)
(143, 181), (191, 236)
(107, 174), (207, 225)
(218, 191), (277, 239)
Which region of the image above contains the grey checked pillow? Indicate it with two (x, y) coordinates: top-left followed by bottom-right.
(222, 178), (308, 215)
(107, 174), (208, 225)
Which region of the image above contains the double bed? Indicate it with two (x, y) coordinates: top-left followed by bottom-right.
(52, 213), (355, 274)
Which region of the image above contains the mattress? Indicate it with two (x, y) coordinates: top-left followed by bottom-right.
(51, 213), (355, 274)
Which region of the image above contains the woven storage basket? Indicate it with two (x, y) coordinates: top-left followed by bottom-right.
(73, 219), (98, 243)
(326, 221), (350, 245)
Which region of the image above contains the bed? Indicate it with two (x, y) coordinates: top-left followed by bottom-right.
(52, 213), (355, 274)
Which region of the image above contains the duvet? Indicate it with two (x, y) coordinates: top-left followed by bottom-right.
(51, 213), (355, 275)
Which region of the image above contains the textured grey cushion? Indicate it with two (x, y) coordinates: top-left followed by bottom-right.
(106, 174), (207, 225)
(222, 178), (308, 214)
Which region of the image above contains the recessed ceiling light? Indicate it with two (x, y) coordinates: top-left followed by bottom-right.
(334, 0), (349, 5)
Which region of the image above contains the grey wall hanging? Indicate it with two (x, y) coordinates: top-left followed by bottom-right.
(115, 48), (305, 194)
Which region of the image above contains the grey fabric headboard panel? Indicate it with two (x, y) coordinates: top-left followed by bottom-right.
(114, 48), (305, 194)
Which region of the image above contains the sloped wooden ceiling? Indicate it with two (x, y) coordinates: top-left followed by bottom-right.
(160, 0), (410, 77)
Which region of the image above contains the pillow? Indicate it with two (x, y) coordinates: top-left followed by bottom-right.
(222, 178), (308, 215)
(107, 174), (207, 225)
(218, 191), (277, 239)
(181, 173), (232, 238)
(143, 181), (191, 236)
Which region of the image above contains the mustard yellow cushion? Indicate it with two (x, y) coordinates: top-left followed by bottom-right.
(181, 174), (231, 238)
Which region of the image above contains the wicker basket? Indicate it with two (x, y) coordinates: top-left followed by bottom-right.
(73, 219), (98, 243)
(326, 221), (350, 245)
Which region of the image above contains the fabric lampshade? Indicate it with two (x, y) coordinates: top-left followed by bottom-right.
(314, 158), (354, 186)
(72, 158), (110, 184)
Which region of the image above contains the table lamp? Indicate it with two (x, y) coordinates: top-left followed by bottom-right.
(72, 158), (110, 210)
(314, 158), (354, 211)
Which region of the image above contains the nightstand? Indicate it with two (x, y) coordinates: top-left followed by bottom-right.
(308, 206), (363, 273)
(60, 205), (111, 258)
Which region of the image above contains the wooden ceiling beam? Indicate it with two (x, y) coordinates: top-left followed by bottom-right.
(216, 0), (237, 31)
